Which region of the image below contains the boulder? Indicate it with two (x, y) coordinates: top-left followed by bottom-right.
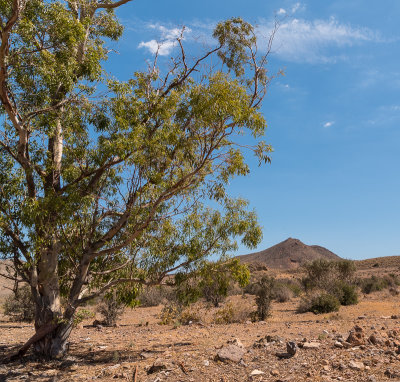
(216, 345), (245, 363)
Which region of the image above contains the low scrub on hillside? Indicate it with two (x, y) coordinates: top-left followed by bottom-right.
(358, 274), (400, 294)
(297, 259), (359, 314)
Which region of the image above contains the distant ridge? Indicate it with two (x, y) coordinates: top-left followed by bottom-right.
(238, 238), (341, 270)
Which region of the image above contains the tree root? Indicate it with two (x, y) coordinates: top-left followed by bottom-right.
(9, 323), (58, 361)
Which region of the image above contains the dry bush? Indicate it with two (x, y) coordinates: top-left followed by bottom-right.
(97, 294), (125, 326)
(139, 286), (175, 307)
(3, 286), (35, 322)
(273, 283), (293, 302)
(159, 303), (181, 325)
(179, 306), (202, 325)
(214, 301), (253, 324)
(159, 302), (204, 325)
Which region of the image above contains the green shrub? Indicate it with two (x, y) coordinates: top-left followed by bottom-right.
(302, 259), (356, 293)
(297, 293), (340, 314)
(359, 276), (388, 294)
(3, 286), (35, 322)
(333, 282), (358, 306)
(255, 276), (275, 320)
(309, 293), (340, 314)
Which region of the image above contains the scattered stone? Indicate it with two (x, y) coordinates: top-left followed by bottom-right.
(216, 345), (245, 363)
(147, 359), (172, 374)
(346, 326), (365, 345)
(368, 333), (383, 345)
(270, 369), (279, 376)
(286, 341), (297, 356)
(227, 338), (244, 348)
(391, 315), (399, 319)
(302, 342), (321, 349)
(384, 369), (400, 378)
(334, 341), (343, 348)
(203, 360), (209, 366)
(349, 361), (364, 370)
(250, 369), (264, 376)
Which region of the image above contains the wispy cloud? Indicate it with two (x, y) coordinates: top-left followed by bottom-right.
(137, 15), (381, 64)
(323, 121), (334, 128)
(258, 17), (380, 63)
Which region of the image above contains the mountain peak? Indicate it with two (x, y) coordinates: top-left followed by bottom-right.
(238, 238), (340, 269)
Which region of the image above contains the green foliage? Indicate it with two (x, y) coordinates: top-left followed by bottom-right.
(254, 276), (275, 321)
(175, 258), (250, 307)
(3, 286), (35, 322)
(298, 293), (340, 314)
(0, 0), (275, 354)
(333, 282), (358, 306)
(357, 275), (399, 294)
(73, 308), (94, 327)
(302, 259), (356, 292)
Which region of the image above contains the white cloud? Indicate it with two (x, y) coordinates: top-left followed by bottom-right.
(137, 16), (381, 63)
(291, 2), (301, 13)
(257, 17), (379, 63)
(138, 24), (192, 56)
(277, 8), (286, 15)
(323, 121), (334, 128)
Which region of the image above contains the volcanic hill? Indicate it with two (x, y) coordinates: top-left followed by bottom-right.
(238, 238), (341, 270)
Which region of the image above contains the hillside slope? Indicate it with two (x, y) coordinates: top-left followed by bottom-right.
(238, 238), (341, 269)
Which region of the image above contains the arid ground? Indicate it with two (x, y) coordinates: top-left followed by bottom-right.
(1, 258), (400, 382)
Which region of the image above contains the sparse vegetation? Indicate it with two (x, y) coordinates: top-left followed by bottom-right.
(298, 293), (340, 314)
(3, 286), (35, 322)
(298, 259), (358, 313)
(358, 274), (400, 294)
(214, 301), (253, 324)
(97, 294), (125, 326)
(334, 282), (358, 306)
(254, 276), (275, 320)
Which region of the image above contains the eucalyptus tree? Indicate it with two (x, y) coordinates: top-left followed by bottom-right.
(0, 0), (275, 358)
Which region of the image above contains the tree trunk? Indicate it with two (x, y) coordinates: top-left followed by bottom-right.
(31, 245), (74, 359)
(32, 319), (73, 359)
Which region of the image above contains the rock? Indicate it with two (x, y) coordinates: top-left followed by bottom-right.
(286, 341), (297, 355)
(368, 333), (383, 345)
(253, 335), (281, 348)
(334, 341), (343, 348)
(302, 342), (321, 349)
(270, 369), (279, 376)
(250, 369), (264, 376)
(147, 358), (172, 374)
(391, 315), (399, 319)
(346, 326), (365, 345)
(227, 338), (245, 348)
(216, 345), (245, 363)
(203, 360), (209, 366)
(349, 361), (364, 370)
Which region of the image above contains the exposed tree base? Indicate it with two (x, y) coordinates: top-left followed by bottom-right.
(9, 323), (58, 361)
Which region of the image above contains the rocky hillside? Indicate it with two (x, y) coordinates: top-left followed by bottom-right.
(238, 238), (341, 270)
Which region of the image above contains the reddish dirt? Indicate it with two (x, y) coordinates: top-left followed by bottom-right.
(1, 290), (400, 382)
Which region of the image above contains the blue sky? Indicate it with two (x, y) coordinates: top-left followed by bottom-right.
(109, 1), (400, 260)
